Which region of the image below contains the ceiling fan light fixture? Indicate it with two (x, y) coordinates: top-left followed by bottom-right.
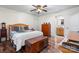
(30, 5), (47, 14)
(36, 8), (42, 12)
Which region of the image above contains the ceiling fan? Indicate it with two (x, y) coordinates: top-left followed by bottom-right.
(30, 5), (47, 14)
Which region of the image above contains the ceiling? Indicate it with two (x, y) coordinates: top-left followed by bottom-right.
(0, 5), (79, 16)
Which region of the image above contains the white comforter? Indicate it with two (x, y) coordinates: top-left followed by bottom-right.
(11, 31), (43, 51)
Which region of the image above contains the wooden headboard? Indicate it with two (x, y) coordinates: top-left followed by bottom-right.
(9, 24), (29, 31)
(8, 23), (29, 40)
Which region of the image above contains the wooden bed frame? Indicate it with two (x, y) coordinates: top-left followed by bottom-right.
(8, 24), (48, 52)
(9, 24), (29, 38)
(9, 24), (29, 31)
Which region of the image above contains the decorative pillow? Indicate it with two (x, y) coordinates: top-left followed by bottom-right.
(14, 26), (29, 32)
(24, 26), (29, 30)
(25, 30), (32, 32)
(14, 27), (19, 32)
(19, 27), (25, 32)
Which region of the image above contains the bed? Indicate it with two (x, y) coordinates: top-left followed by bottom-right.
(9, 24), (43, 51)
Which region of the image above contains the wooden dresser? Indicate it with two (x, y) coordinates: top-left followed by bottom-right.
(42, 23), (51, 37)
(25, 36), (48, 53)
(1, 29), (7, 40)
(0, 23), (7, 41)
(56, 27), (64, 36)
(0, 30), (1, 43)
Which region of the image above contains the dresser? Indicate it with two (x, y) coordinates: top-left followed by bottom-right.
(0, 23), (7, 42)
(0, 30), (1, 43)
(41, 23), (51, 37)
(56, 27), (64, 36)
(1, 29), (7, 40)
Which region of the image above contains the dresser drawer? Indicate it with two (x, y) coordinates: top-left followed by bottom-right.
(1, 29), (7, 37)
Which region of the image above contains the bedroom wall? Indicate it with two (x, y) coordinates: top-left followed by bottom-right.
(69, 13), (79, 31)
(0, 6), (79, 37)
(38, 6), (79, 37)
(0, 7), (39, 30)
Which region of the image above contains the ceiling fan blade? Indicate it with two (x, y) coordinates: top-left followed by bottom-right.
(43, 5), (47, 8)
(30, 9), (36, 12)
(32, 5), (37, 7)
(42, 9), (47, 12)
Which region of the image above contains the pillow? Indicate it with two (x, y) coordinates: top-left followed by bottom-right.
(24, 26), (29, 30)
(25, 30), (32, 32)
(14, 26), (24, 32)
(14, 27), (19, 32)
(14, 26), (29, 32)
(19, 27), (25, 32)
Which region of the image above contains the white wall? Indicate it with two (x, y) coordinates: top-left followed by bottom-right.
(0, 7), (39, 30)
(69, 13), (79, 31)
(38, 7), (79, 37)
(0, 6), (79, 37)
(38, 15), (57, 37)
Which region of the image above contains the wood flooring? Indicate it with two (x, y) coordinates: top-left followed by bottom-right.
(0, 37), (76, 53)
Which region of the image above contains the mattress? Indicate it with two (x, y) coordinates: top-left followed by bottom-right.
(10, 31), (43, 51)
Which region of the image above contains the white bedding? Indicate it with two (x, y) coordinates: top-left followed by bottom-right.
(11, 31), (43, 51)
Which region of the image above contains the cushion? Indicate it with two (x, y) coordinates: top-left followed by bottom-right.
(14, 27), (19, 32)
(13, 26), (29, 32)
(14, 26), (24, 32)
(19, 27), (25, 32)
(24, 26), (29, 30)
